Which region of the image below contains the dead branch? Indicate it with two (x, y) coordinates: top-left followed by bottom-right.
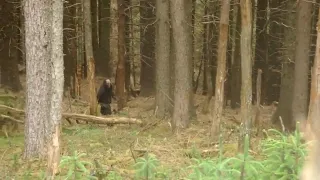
(0, 114), (24, 124)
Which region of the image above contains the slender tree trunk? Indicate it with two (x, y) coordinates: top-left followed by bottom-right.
(84, 0), (97, 115)
(99, 0), (112, 77)
(255, 0), (268, 104)
(110, 0), (118, 78)
(116, 0), (126, 110)
(47, 0), (64, 177)
(230, 0), (241, 109)
(169, 12), (175, 116)
(211, 0), (230, 138)
(202, 4), (208, 95)
(140, 0), (156, 96)
(124, 0), (131, 97)
(292, 0), (313, 125)
(91, 0), (98, 50)
(238, 0), (253, 152)
(170, 0), (193, 131)
(75, 0), (84, 98)
(155, 0), (171, 119)
(202, 0), (215, 113)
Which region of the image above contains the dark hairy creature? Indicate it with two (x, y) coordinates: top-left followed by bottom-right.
(97, 79), (116, 115)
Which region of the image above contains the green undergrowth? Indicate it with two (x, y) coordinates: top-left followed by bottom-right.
(0, 123), (308, 180)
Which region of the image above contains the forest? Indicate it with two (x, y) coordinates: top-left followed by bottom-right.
(0, 0), (320, 179)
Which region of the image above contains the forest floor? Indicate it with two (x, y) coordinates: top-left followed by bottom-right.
(0, 76), (280, 179)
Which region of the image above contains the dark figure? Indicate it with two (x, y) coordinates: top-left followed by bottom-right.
(97, 79), (116, 115)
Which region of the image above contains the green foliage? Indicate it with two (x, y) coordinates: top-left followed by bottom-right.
(59, 151), (95, 180)
(2, 128), (308, 180)
(260, 128), (307, 180)
(133, 153), (160, 179)
(186, 128), (306, 180)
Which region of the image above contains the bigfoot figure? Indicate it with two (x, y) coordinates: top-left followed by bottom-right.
(97, 79), (116, 115)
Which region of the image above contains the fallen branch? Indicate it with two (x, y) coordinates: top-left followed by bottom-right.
(0, 104), (25, 114)
(0, 114), (24, 124)
(0, 104), (142, 125)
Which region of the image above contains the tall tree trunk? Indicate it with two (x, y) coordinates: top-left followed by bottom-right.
(170, 0), (193, 131)
(292, 0), (313, 125)
(255, 0), (268, 104)
(75, 0), (84, 98)
(238, 0), (253, 152)
(211, 0), (230, 138)
(110, 0), (118, 78)
(140, 0), (156, 96)
(124, 0), (131, 97)
(230, 0), (241, 109)
(116, 0), (126, 110)
(169, 12), (175, 116)
(271, 0), (295, 129)
(202, 0), (216, 113)
(300, 7), (320, 180)
(91, 0), (98, 50)
(202, 3), (208, 95)
(191, 0), (196, 90)
(47, 0), (64, 176)
(99, 0), (112, 77)
(24, 0), (52, 158)
(63, 0), (76, 93)
(155, 0), (171, 119)
(84, 0), (98, 115)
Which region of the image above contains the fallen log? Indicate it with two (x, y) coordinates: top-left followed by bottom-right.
(63, 113), (142, 125)
(0, 104), (142, 125)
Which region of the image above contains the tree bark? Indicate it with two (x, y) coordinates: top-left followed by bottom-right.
(116, 0), (126, 110)
(84, 0), (98, 115)
(170, 0), (193, 131)
(238, 0), (253, 152)
(202, 4), (208, 95)
(255, 0), (268, 104)
(230, 0), (241, 109)
(75, 0), (85, 98)
(211, 0), (230, 138)
(291, 0), (313, 125)
(24, 0), (52, 158)
(110, 0), (118, 78)
(124, 0), (131, 97)
(155, 0), (171, 119)
(46, 0), (64, 177)
(300, 7), (320, 180)
(140, 0), (156, 96)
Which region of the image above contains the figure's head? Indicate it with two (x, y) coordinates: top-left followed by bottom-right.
(105, 79), (111, 88)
